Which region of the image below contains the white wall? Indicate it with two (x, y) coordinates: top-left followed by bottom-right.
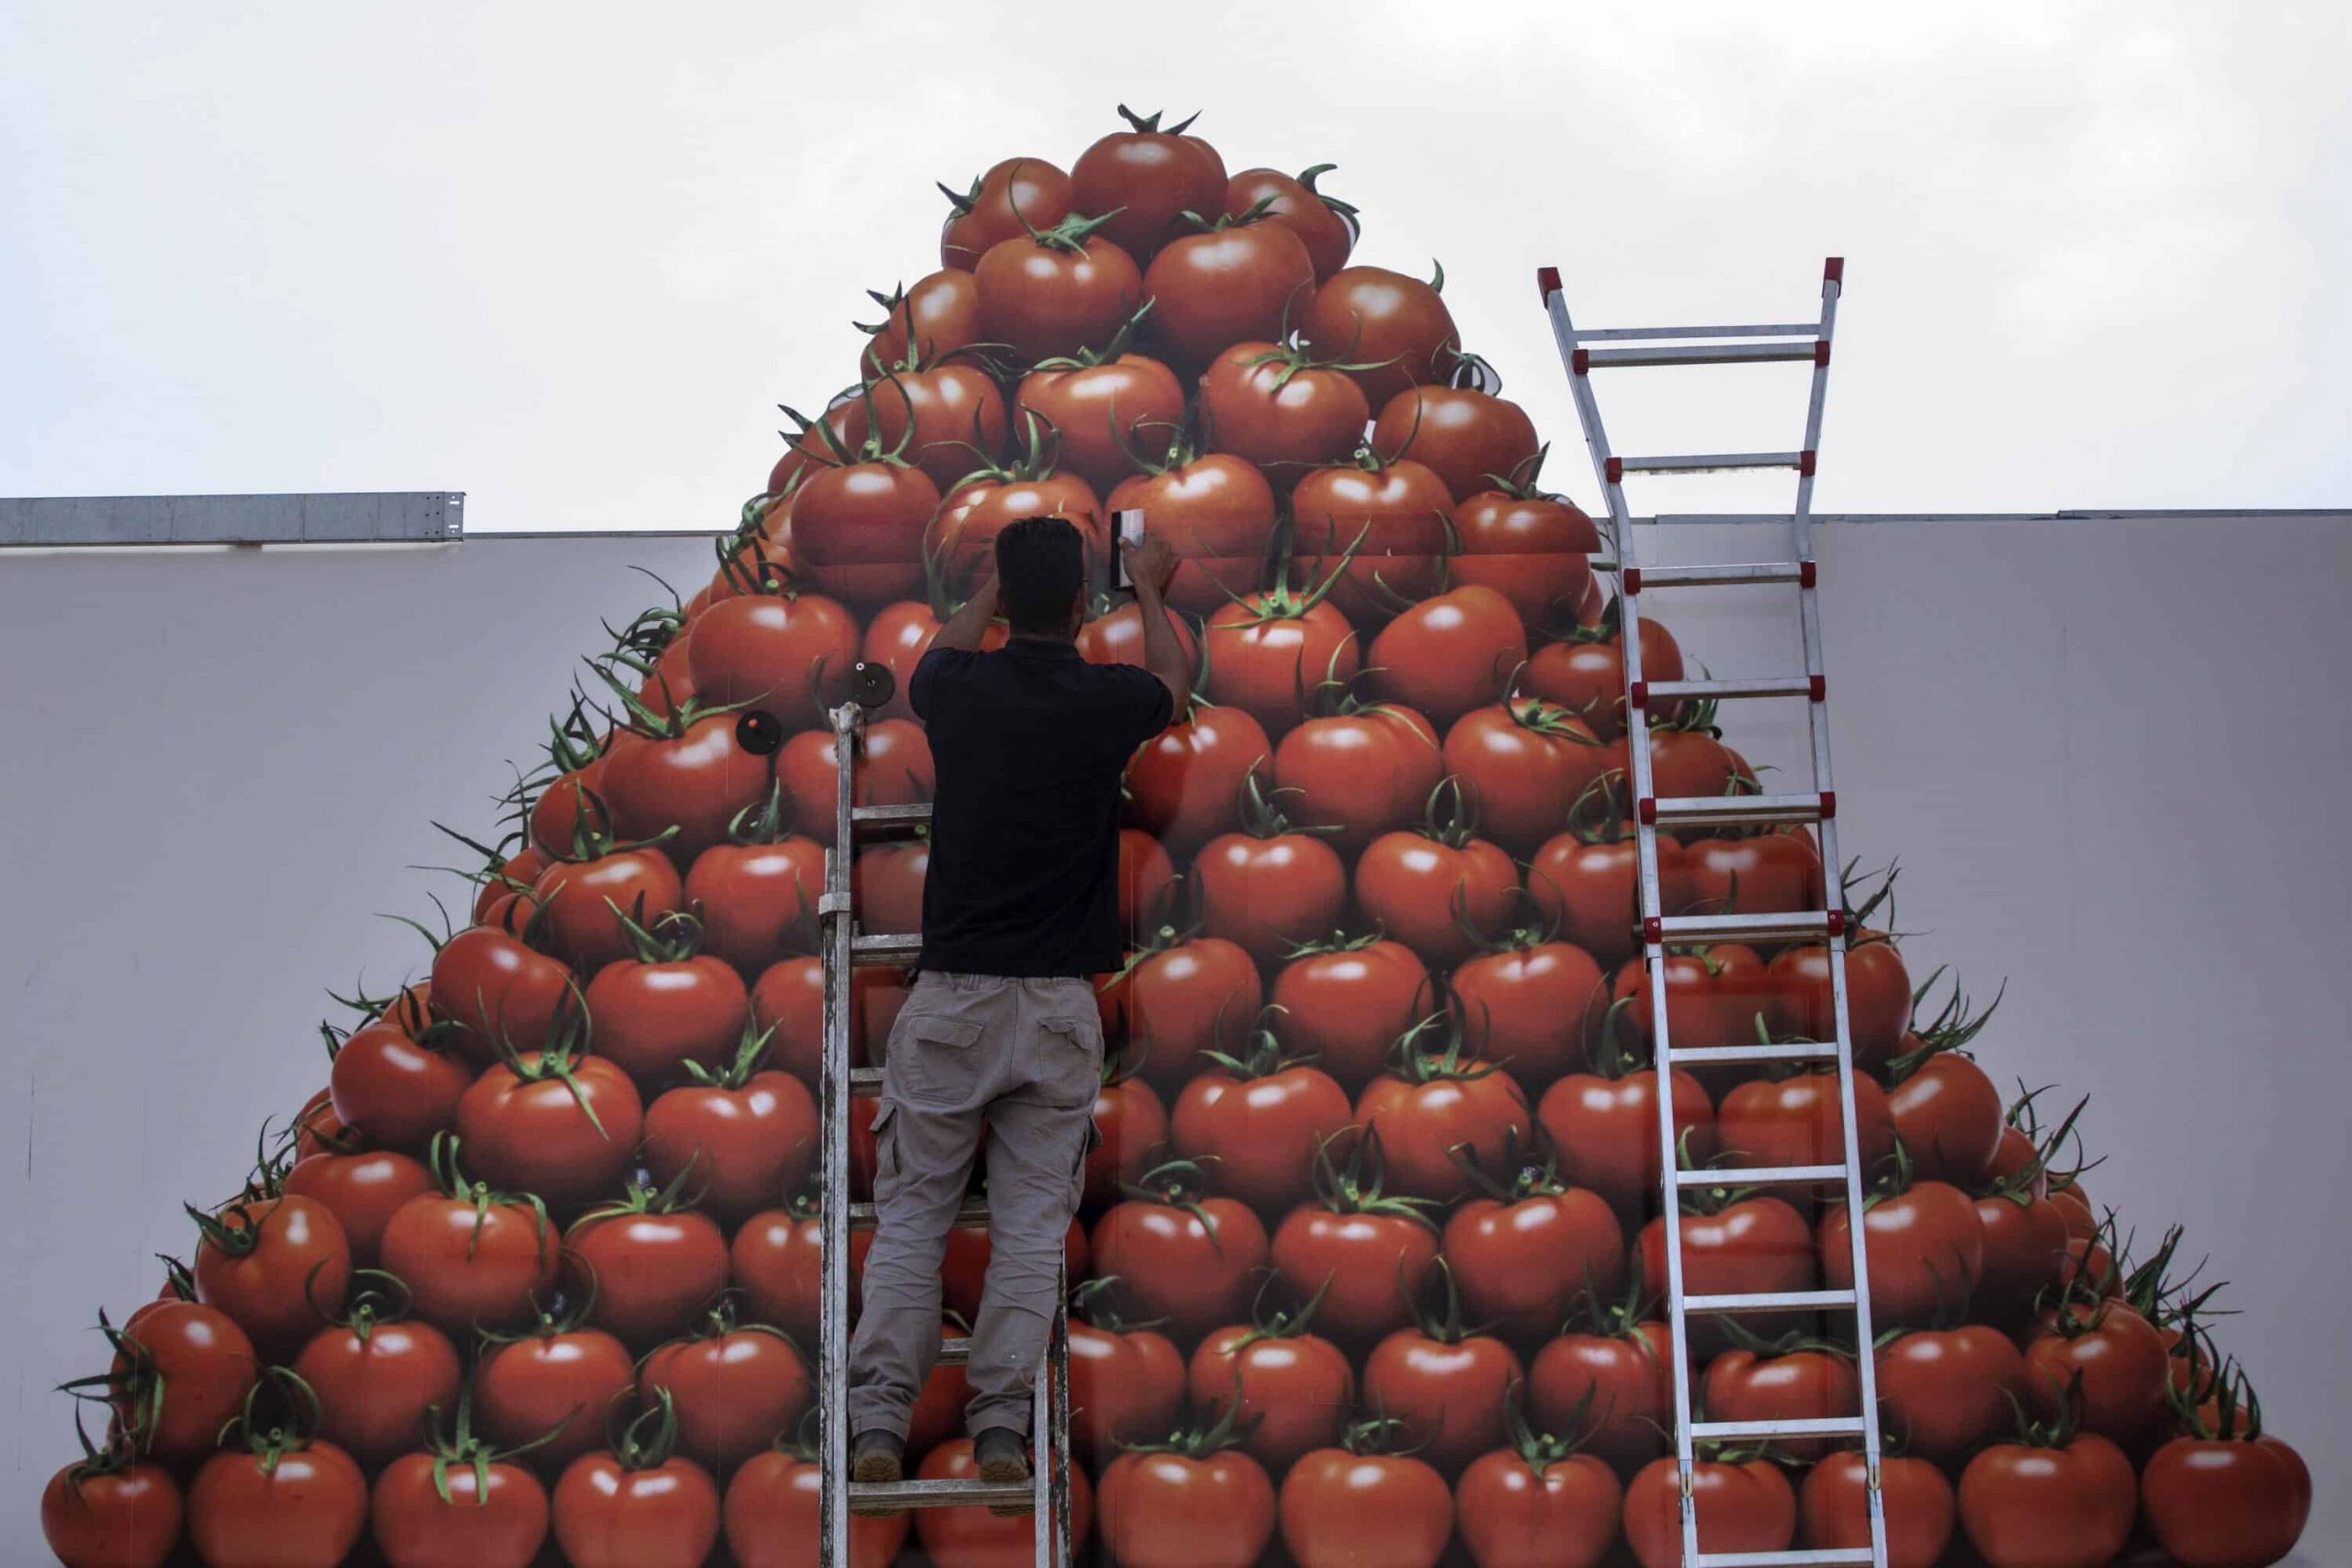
(4, 513), (2347, 1558)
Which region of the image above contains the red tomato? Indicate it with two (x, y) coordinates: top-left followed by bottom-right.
(191, 1196), (352, 1358)
(1195, 820), (1348, 964)
(1972, 1186), (2074, 1327)
(1610, 942), (1775, 1055)
(1363, 1316), (1522, 1473)
(281, 1147), (434, 1266)
(851, 837), (928, 936)
(862, 600), (1009, 722)
(1818, 1178), (1985, 1328)
(40, 1458), (182, 1568)
(927, 465), (1106, 598)
(1529, 1315), (1673, 1468)
(1518, 614), (1685, 739)
(1701, 1345), (1862, 1461)
(1114, 826), (1178, 935)
(1875, 1325), (2028, 1467)
(1452, 485), (1599, 635)
(429, 924), (576, 1065)
(455, 1049), (644, 1209)
(912, 1438), (1095, 1567)
(582, 944), (747, 1090)
(2020, 1298), (2170, 1444)
(1291, 455), (1453, 618)
(328, 1019), (473, 1152)
(1625, 1456), (1797, 1567)
(1444, 1184), (1624, 1342)
(1114, 935), (1263, 1093)
(1196, 339), (1371, 471)
(1767, 933), (1912, 1063)
(1069, 106), (1228, 264)
(529, 762), (607, 862)
(1373, 385), (1540, 505)
(1122, 702), (1272, 853)
(1143, 214), (1317, 369)
(1299, 264), (1460, 408)
(1679, 829), (1823, 920)
(643, 1057), (818, 1225)
(1442, 698), (1611, 853)
(1270, 935), (1433, 1091)
(379, 1178), (560, 1337)
(532, 849), (684, 974)
(1100, 1446), (1278, 1568)
(469, 1331), (628, 1483)
(1273, 700), (1442, 852)
(1355, 1048), (1530, 1203)
(1225, 164), (1357, 280)
(1453, 934), (1608, 1089)
(685, 830), (823, 976)
(861, 266), (989, 367)
(371, 1448), (549, 1568)
(1956, 1430), (2137, 1568)
(1069, 1308), (1187, 1465)
(1278, 1443), (1453, 1568)
(291, 1307), (461, 1467)
(1017, 352), (1186, 494)
(775, 717), (934, 847)
(1077, 602), (1199, 681)
(683, 590), (856, 732)
(2141, 1428), (2312, 1568)
(639, 1323), (811, 1471)
(1885, 1051), (2005, 1188)
(1635, 1194), (1815, 1324)
(788, 457), (941, 606)
(1799, 1450), (1955, 1568)
(1091, 1167), (1270, 1340)
(1105, 453), (1281, 615)
(866, 360), (1011, 490)
(940, 158), (1073, 271)
(111, 1299), (258, 1464)
(1538, 1061), (1716, 1217)
(1189, 1317), (1354, 1472)
(1270, 1131), (1441, 1347)
(1453, 1447), (1622, 1568)
(551, 1445), (721, 1568)
(1170, 1034), (1354, 1213)
(597, 712), (780, 868)
(187, 1440), (368, 1568)
(1353, 814), (1518, 972)
(1373, 586), (1531, 732)
(724, 1446), (907, 1568)
(974, 215), (1146, 364)
(1202, 579), (1360, 738)
(567, 1200), (731, 1348)
(1715, 1069), (1896, 1179)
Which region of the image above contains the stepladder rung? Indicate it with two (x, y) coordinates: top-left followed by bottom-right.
(851, 931), (922, 965)
(1690, 1416), (1867, 1442)
(1625, 561), (1809, 590)
(1674, 1163), (1848, 1189)
(849, 1476), (1033, 1511)
(1568, 321), (1821, 342)
(1692, 1551), (1877, 1568)
(1655, 909), (1838, 945)
(1578, 340), (1819, 368)
(1645, 791), (1829, 829)
(1617, 450), (1805, 475)
(1642, 675), (1815, 703)
(851, 802), (933, 836)
(1667, 1041), (1839, 1066)
(1683, 1289), (1859, 1314)
(849, 1197), (989, 1231)
(848, 1066), (886, 1097)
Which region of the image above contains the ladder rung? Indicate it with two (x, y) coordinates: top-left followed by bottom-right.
(847, 1477), (1031, 1511)
(1626, 561), (1809, 589)
(1690, 1416), (1867, 1442)
(1655, 909), (1836, 945)
(937, 1337), (970, 1365)
(1647, 792), (1828, 829)
(1579, 341), (1819, 368)
(1645, 676), (1814, 702)
(849, 1067), (886, 1097)
(1668, 1041), (1839, 1066)
(850, 1198), (989, 1231)
(852, 931), (922, 965)
(1675, 1164), (1847, 1189)
(1572, 321), (1820, 342)
(1617, 451), (1805, 475)
(1683, 1289), (1858, 1314)
(851, 802), (933, 837)
(1693, 1551), (1876, 1568)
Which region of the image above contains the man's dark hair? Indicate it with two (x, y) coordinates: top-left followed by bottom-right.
(995, 515), (1085, 635)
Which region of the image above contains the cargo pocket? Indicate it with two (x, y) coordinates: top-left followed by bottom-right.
(868, 1100), (900, 1199)
(891, 1012), (985, 1108)
(1039, 1014), (1105, 1111)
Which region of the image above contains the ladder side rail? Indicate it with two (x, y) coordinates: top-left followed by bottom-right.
(818, 705), (862, 1568)
(1542, 274), (1706, 1564)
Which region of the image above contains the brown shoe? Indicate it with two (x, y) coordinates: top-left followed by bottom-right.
(849, 1429), (905, 1517)
(972, 1426), (1034, 1517)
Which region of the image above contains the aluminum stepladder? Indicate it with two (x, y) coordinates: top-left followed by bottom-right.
(1537, 259), (1889, 1568)
(816, 669), (1076, 1567)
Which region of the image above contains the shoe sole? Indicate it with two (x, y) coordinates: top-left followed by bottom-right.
(849, 1450), (904, 1517)
(977, 1450), (1035, 1517)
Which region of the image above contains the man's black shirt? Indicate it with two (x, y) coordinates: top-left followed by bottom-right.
(910, 637), (1174, 977)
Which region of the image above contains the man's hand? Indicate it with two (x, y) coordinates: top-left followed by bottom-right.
(1123, 535), (1178, 602)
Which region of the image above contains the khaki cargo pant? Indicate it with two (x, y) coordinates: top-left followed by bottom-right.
(846, 971), (1101, 1441)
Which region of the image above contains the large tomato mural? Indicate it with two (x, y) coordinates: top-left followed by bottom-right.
(38, 107), (2312, 1568)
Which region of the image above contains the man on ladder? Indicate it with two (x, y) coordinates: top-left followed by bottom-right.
(843, 516), (1189, 1508)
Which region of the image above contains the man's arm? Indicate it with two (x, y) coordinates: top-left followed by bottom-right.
(932, 570), (1001, 653)
(1125, 536), (1192, 716)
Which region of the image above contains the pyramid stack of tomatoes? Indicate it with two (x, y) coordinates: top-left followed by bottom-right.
(43, 108), (2312, 1568)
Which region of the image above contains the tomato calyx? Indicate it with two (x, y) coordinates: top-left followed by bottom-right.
(604, 1386), (691, 1474)
(1667, 1136), (1782, 1219)
(1880, 965), (1998, 1089)
(679, 1017), (782, 1095)
(1334, 1411), (1430, 1461)
(1383, 1005), (1510, 1089)
(1304, 1125), (1441, 1231)
(571, 1158), (709, 1234)
(1998, 1367), (2095, 1451)
(1397, 1255), (1498, 1348)
(1981, 1093), (2087, 1207)
(1234, 327), (1394, 392)
(221, 1366), (333, 1476)
(605, 904), (715, 967)
(477, 1257), (601, 1349)
(1717, 1314), (1858, 1367)
(1198, 1006), (1325, 1081)
(663, 1295), (797, 1364)
(1113, 102), (1204, 138)
(1116, 1159), (1234, 1257)
(1447, 1123), (1573, 1206)
(1030, 298), (1158, 374)
(1115, 1388), (1260, 1460)
(1229, 763), (1340, 843)
(2168, 1353), (2265, 1443)
(49, 1398), (146, 1502)
(942, 403), (1072, 496)
(423, 1134), (555, 1269)
(59, 1308), (164, 1458)
(1583, 998), (1664, 1081)
(708, 528), (798, 599)
(418, 1381), (569, 1505)
(2116, 1224), (2226, 1342)
(1499, 1383), (1606, 1476)
(1014, 205), (1131, 258)
(1402, 773), (1485, 852)
(481, 1008), (619, 1143)
(1069, 1275), (1174, 1337)
(1276, 925), (1396, 961)
(584, 648), (762, 749)
(315, 1268), (423, 1347)
(1458, 883), (1570, 959)
(1223, 1270), (1340, 1356)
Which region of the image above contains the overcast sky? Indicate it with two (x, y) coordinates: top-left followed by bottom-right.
(4, 1), (2346, 529)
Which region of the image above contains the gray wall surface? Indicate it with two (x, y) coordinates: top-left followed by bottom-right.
(3, 514), (2346, 1559)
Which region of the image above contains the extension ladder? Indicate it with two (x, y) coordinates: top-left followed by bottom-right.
(816, 675), (1076, 1566)
(1537, 258), (1889, 1568)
